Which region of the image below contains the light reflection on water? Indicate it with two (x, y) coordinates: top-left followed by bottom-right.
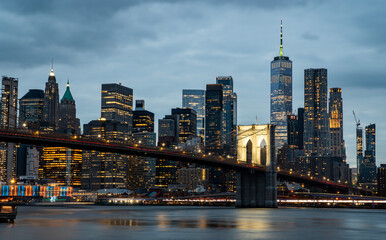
(1, 206), (386, 240)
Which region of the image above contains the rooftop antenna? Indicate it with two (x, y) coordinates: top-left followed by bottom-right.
(280, 19), (283, 56)
(51, 57), (54, 70)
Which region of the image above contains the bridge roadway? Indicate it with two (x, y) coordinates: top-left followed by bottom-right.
(0, 128), (366, 194)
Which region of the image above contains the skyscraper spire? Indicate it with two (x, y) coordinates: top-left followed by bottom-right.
(280, 19), (283, 56)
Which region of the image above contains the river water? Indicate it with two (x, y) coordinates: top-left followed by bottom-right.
(1, 206), (385, 240)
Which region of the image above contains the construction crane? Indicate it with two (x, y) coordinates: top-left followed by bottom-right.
(353, 110), (360, 128)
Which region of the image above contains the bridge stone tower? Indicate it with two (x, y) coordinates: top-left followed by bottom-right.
(236, 124), (277, 208)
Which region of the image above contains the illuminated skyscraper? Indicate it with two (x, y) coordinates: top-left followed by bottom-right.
(132, 100), (154, 133)
(304, 68), (330, 157)
(0, 76), (18, 183)
(171, 108), (197, 143)
(82, 119), (129, 190)
(101, 83), (133, 131)
(182, 89), (205, 138)
(205, 84), (223, 154)
(358, 124), (376, 190)
(356, 126), (364, 180)
(270, 20), (292, 149)
(216, 76), (237, 156)
(43, 68), (60, 130)
(129, 100), (156, 190)
(329, 88), (345, 159)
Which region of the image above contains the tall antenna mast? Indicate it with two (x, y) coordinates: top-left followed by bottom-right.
(280, 19), (283, 56)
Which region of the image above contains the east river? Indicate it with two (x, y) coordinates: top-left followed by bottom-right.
(1, 206), (386, 240)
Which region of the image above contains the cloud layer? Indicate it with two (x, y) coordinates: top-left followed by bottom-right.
(1, 0), (385, 167)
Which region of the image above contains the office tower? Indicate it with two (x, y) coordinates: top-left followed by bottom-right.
(101, 83), (133, 131)
(82, 119), (129, 190)
(129, 132), (157, 190)
(43, 68), (60, 130)
(329, 88), (345, 159)
(58, 81), (80, 134)
(19, 89), (44, 129)
(216, 76), (237, 156)
(158, 115), (179, 146)
(0, 76), (18, 183)
(155, 114), (179, 188)
(171, 108), (197, 143)
(304, 68), (330, 157)
(205, 84), (223, 154)
(182, 89), (205, 138)
(129, 100), (156, 190)
(270, 20), (292, 149)
(39, 147), (82, 187)
(358, 124), (376, 190)
(132, 100), (154, 133)
(378, 164), (386, 197)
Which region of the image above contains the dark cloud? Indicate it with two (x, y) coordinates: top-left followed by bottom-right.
(0, 0), (385, 166)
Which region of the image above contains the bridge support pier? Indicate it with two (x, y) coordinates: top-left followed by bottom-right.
(236, 169), (277, 208)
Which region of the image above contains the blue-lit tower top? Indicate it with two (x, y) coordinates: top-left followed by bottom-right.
(270, 20), (293, 149)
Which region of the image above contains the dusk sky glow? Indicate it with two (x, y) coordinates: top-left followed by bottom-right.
(0, 0), (385, 167)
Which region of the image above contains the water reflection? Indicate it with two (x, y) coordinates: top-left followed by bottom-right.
(1, 206), (386, 240)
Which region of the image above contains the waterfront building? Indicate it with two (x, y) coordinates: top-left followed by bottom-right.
(356, 126), (364, 182)
(177, 166), (209, 190)
(205, 84), (223, 155)
(182, 89), (205, 138)
(128, 132), (157, 190)
(0, 76), (18, 183)
(329, 88), (345, 159)
(132, 100), (154, 133)
(358, 124), (376, 191)
(216, 76), (237, 156)
(270, 20), (292, 150)
(39, 147), (82, 187)
(82, 119), (129, 190)
(101, 83), (133, 131)
(43, 68), (60, 130)
(378, 164), (386, 197)
(171, 108), (197, 143)
(304, 68), (330, 157)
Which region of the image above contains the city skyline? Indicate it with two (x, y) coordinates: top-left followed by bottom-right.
(0, 1), (385, 167)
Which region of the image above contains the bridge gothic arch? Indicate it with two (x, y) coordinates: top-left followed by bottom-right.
(237, 125), (273, 168)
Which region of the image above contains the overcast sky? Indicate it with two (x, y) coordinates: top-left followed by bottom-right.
(0, 0), (385, 167)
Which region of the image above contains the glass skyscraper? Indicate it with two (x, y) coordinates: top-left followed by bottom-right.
(182, 89), (205, 138)
(205, 84), (223, 154)
(304, 68), (330, 157)
(216, 76), (237, 156)
(270, 21), (292, 149)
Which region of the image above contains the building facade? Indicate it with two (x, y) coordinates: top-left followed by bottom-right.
(82, 119), (129, 190)
(216, 76), (237, 156)
(182, 89), (205, 138)
(19, 89), (44, 129)
(58, 81), (80, 134)
(329, 88), (345, 159)
(101, 83), (133, 131)
(171, 108), (197, 144)
(0, 76), (18, 183)
(132, 100), (154, 133)
(205, 84), (223, 154)
(358, 124), (376, 191)
(43, 68), (60, 130)
(304, 68), (330, 157)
